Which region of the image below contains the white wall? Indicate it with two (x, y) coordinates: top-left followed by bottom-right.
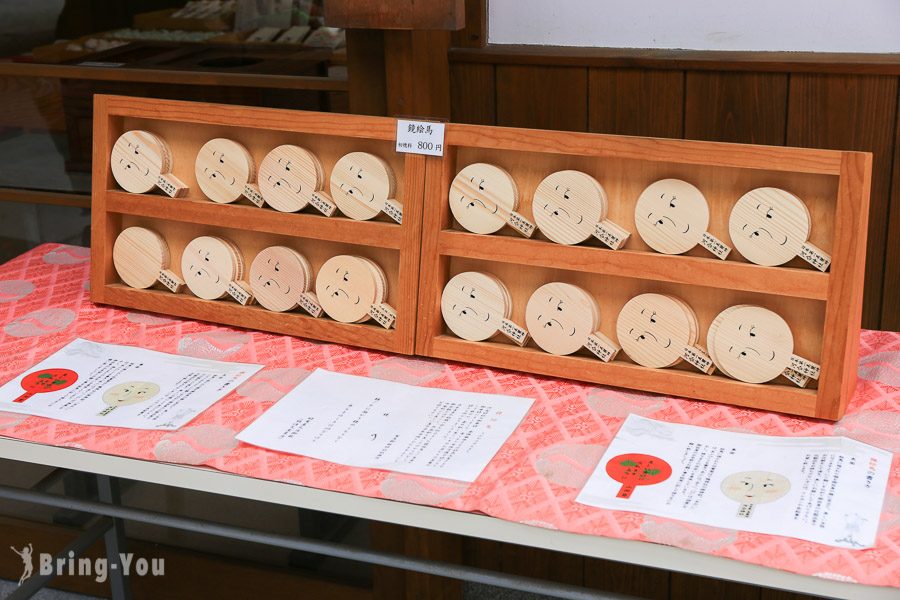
(488, 0), (900, 53)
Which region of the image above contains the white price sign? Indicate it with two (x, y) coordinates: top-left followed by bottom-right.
(396, 120), (445, 157)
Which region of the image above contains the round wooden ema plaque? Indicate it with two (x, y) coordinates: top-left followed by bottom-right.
(707, 305), (793, 384)
(110, 130), (172, 194)
(634, 179), (710, 254)
(449, 163), (519, 234)
(533, 170), (606, 245)
(441, 271), (512, 341)
(180, 235), (244, 300)
(329, 152), (396, 221)
(195, 138), (256, 204)
(616, 293), (698, 369)
(258, 145), (324, 213)
(113, 226), (170, 289)
(249, 246), (313, 312)
(525, 282), (600, 355)
(728, 187), (812, 266)
(315, 255), (388, 323)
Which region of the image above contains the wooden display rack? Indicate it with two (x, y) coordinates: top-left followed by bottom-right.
(91, 95), (424, 354)
(91, 96), (871, 420)
(416, 124), (871, 420)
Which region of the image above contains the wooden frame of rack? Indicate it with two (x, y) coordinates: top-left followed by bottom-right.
(415, 123), (871, 420)
(90, 95), (424, 354)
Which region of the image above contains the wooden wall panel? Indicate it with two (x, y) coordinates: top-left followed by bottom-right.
(685, 72), (788, 145)
(588, 68), (684, 138)
(584, 557), (669, 599)
(671, 572), (760, 600)
(786, 74), (898, 329)
(883, 84), (900, 331)
(500, 544), (584, 584)
(450, 63), (495, 125)
(496, 65), (588, 131)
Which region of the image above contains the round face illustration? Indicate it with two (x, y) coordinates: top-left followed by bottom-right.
(721, 471), (790, 505)
(110, 130), (170, 194)
(181, 236), (243, 300)
(533, 170), (606, 245)
(195, 138), (255, 204)
(449, 163), (518, 235)
(113, 227), (170, 289)
(330, 152), (395, 220)
(729, 187), (812, 266)
(16, 368), (79, 403)
(709, 305), (793, 383)
(634, 179), (710, 254)
(315, 255), (386, 323)
(258, 145), (324, 212)
(525, 282), (599, 355)
(441, 272), (511, 341)
(617, 294), (695, 368)
(249, 246), (313, 312)
(102, 381), (160, 407)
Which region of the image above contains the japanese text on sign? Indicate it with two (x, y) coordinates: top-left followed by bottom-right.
(396, 120), (446, 157)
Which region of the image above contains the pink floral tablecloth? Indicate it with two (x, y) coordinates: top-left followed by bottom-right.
(1, 244), (898, 588)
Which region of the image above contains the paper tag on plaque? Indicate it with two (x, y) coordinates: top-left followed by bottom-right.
(507, 211), (536, 238)
(243, 183), (265, 207)
(383, 198), (403, 224)
(681, 346), (716, 374)
(499, 318), (529, 346)
(700, 232), (731, 260)
(309, 191), (337, 217)
(585, 332), (619, 362)
(158, 269), (184, 293)
(593, 220), (630, 250)
(297, 292), (324, 317)
(783, 367), (810, 388)
(157, 173), (187, 198)
(226, 280), (254, 306)
(369, 303), (397, 329)
(799, 242), (831, 272)
(790, 355), (821, 380)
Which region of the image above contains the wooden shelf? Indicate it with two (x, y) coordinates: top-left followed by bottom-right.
(431, 335), (819, 417)
(107, 191), (403, 249)
(438, 230), (829, 300)
(105, 285), (398, 352)
(417, 121), (870, 421)
(92, 96), (425, 356)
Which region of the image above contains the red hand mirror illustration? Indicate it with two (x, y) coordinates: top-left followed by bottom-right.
(606, 453), (672, 499)
(13, 368), (78, 403)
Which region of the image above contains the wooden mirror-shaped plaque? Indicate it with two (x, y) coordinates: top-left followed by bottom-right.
(113, 226), (171, 289)
(110, 130), (187, 197)
(181, 235), (244, 300)
(328, 152), (401, 223)
(707, 305), (820, 385)
(525, 282), (619, 359)
(315, 255), (391, 325)
(195, 138), (257, 204)
(249, 246), (314, 313)
(449, 163), (535, 237)
(258, 145), (333, 215)
(728, 187), (831, 271)
(616, 293), (714, 373)
(441, 271), (514, 342)
(634, 179), (730, 259)
(533, 170), (630, 249)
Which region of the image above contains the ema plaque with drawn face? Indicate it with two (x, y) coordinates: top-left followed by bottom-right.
(330, 152), (397, 221)
(195, 138), (255, 204)
(258, 145), (324, 213)
(441, 272), (511, 342)
(181, 236), (244, 300)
